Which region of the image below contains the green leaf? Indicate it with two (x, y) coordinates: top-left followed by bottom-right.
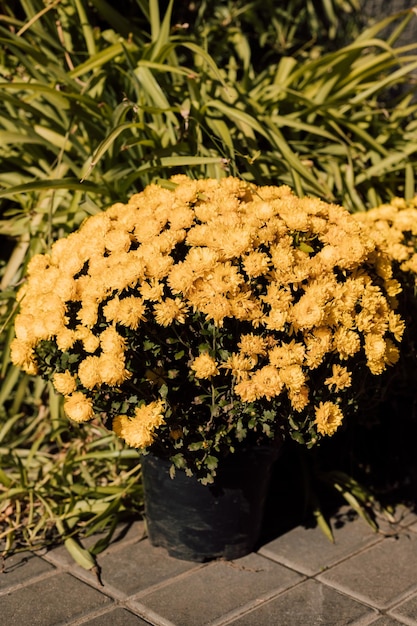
(68, 41), (138, 79)
(205, 455), (218, 471)
(0, 179), (100, 198)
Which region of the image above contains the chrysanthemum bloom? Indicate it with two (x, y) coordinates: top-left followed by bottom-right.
(9, 338), (38, 375)
(388, 311), (405, 341)
(98, 354), (131, 386)
(332, 328), (361, 360)
(268, 341), (305, 368)
(279, 364), (306, 394)
(140, 279), (164, 302)
(238, 366), (283, 401)
(289, 385), (310, 412)
(113, 400), (166, 448)
(191, 353), (219, 379)
(64, 392), (94, 423)
(104, 296), (147, 330)
(233, 377), (261, 403)
(242, 251), (270, 278)
(314, 401), (344, 436)
(78, 356), (102, 390)
(324, 364), (352, 392)
(76, 298), (100, 328)
(75, 326), (100, 353)
(153, 298), (189, 326)
(222, 353), (255, 381)
(99, 326), (127, 355)
(53, 371), (77, 395)
(56, 328), (77, 351)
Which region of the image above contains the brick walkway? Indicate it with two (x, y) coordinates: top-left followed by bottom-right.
(2, 505), (417, 625)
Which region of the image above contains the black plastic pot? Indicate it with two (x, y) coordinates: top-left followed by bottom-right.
(141, 446), (280, 562)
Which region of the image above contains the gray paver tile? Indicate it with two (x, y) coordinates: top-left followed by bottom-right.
(394, 506), (417, 529)
(367, 618), (407, 626)
(131, 552), (303, 626)
(0, 572), (112, 625)
(317, 532), (417, 610)
(389, 591), (417, 625)
(81, 607), (151, 625)
(0, 551), (55, 591)
(225, 579), (377, 625)
(44, 521), (146, 569)
(83, 520), (147, 551)
(259, 507), (382, 576)
(96, 538), (198, 594)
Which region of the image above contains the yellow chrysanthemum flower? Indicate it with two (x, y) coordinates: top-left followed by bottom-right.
(112, 400), (166, 448)
(333, 328), (361, 360)
(56, 328), (77, 351)
(104, 229), (132, 253)
(9, 338), (38, 375)
(99, 326), (126, 354)
(75, 326), (100, 353)
(98, 355), (131, 386)
(78, 356), (102, 390)
(237, 333), (267, 357)
(222, 353), (255, 381)
(233, 377), (261, 403)
(324, 364), (352, 391)
(290, 290), (326, 332)
(289, 385), (310, 412)
(14, 313), (37, 343)
(53, 371), (77, 395)
(388, 312), (405, 342)
(199, 296), (232, 327)
(230, 292), (264, 324)
(249, 365), (283, 401)
(314, 401), (344, 436)
(269, 340), (306, 368)
(140, 279), (165, 302)
(153, 298), (189, 326)
(280, 364), (306, 394)
(384, 339), (400, 367)
(112, 296), (147, 330)
(64, 392), (94, 423)
(77, 299), (100, 328)
(191, 353), (219, 379)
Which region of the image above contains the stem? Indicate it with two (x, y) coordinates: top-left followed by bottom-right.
(210, 323), (217, 418)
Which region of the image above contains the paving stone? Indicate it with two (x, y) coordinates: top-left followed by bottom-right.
(96, 538), (198, 594)
(394, 506), (417, 528)
(83, 520), (147, 552)
(0, 551), (55, 591)
(131, 552), (303, 626)
(0, 571), (112, 625)
(259, 507), (382, 576)
(225, 579), (377, 625)
(389, 590), (417, 625)
(367, 618), (407, 626)
(317, 532), (417, 610)
(44, 521), (146, 569)
(81, 607), (152, 625)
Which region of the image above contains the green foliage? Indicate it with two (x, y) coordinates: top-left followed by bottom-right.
(0, 380), (142, 566)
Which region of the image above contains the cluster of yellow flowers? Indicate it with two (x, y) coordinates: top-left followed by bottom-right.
(353, 196), (417, 276)
(11, 176), (405, 453)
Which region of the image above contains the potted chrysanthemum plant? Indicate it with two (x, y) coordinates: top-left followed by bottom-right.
(11, 176), (404, 560)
